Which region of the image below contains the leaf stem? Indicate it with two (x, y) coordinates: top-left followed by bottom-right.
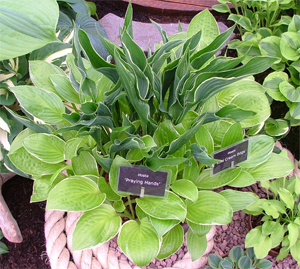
(126, 196), (136, 219)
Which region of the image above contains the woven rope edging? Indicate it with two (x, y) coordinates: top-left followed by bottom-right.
(45, 210), (215, 269)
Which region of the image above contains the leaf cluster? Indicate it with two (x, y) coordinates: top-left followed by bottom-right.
(206, 246), (272, 269)
(0, 229), (9, 255)
(213, 0), (299, 35)
(213, 0), (300, 133)
(244, 175), (300, 266)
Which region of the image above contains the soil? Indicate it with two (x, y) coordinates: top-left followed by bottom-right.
(0, 1), (299, 269)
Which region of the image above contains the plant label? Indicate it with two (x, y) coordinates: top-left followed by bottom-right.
(118, 166), (170, 198)
(212, 140), (249, 174)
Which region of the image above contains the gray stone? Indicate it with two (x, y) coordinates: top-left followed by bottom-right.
(99, 13), (229, 52)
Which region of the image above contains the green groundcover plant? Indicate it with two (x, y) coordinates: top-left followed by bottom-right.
(244, 175), (300, 266)
(205, 246), (272, 269)
(5, 3), (294, 266)
(213, 1), (300, 135)
(0, 0), (108, 173)
(0, 229), (9, 255)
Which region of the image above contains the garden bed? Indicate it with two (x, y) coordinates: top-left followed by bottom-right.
(1, 1), (299, 268)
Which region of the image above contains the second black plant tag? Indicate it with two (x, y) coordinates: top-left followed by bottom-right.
(213, 140), (249, 174)
(118, 166), (170, 198)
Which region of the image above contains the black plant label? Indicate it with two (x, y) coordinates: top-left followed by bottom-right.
(118, 166), (169, 197)
(213, 140), (249, 174)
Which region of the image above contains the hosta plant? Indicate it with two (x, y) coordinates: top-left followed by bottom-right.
(244, 175), (300, 266)
(6, 4), (294, 267)
(0, 0), (108, 173)
(212, 0), (299, 36)
(205, 246), (272, 269)
(216, 10), (300, 134)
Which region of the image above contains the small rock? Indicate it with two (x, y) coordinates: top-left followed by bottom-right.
(171, 254), (177, 262)
(222, 225), (228, 231)
(166, 260), (172, 267)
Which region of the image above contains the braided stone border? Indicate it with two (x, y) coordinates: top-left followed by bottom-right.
(45, 210), (215, 269)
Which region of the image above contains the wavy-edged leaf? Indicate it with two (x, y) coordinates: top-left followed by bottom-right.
(46, 176), (105, 211)
(72, 204), (121, 251)
(118, 218), (160, 267)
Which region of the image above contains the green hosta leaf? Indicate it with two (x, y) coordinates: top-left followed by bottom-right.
(118, 218), (160, 267)
(0, 0), (59, 60)
(260, 201), (281, 219)
(290, 102), (300, 119)
(157, 224), (184, 260)
(247, 153), (294, 181)
(72, 204), (121, 251)
(238, 256), (252, 269)
(136, 191), (186, 222)
(229, 246), (244, 262)
(187, 9), (219, 48)
(228, 14), (253, 32)
(228, 170), (256, 187)
(217, 79), (271, 128)
(23, 133), (65, 164)
(287, 223), (299, 247)
(255, 259), (273, 269)
(277, 245), (290, 261)
(264, 118), (289, 137)
(259, 36), (282, 63)
(46, 176), (105, 211)
(238, 135), (274, 168)
(195, 167), (241, 189)
(227, 88), (270, 128)
(261, 221), (281, 235)
(216, 105), (256, 123)
(208, 253), (222, 268)
(98, 176), (120, 201)
(212, 3), (230, 13)
(246, 227), (264, 248)
(263, 71), (288, 102)
(187, 228), (208, 261)
(29, 61), (65, 93)
(270, 224), (285, 248)
(171, 179), (198, 202)
(149, 216), (180, 238)
(71, 151), (99, 177)
(278, 188), (295, 210)
(290, 240), (300, 264)
(153, 120), (179, 147)
(190, 144), (219, 166)
(10, 86), (65, 124)
(187, 221), (212, 236)
(0, 241), (9, 254)
(8, 146), (65, 176)
(186, 191), (233, 225)
(50, 74), (80, 103)
(183, 157), (201, 181)
(220, 189), (257, 211)
(279, 81), (300, 102)
(65, 137), (84, 160)
(195, 125), (214, 154)
(31, 173), (66, 202)
(221, 122), (243, 148)
(280, 32), (300, 61)
(253, 236), (272, 259)
(109, 155), (131, 194)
